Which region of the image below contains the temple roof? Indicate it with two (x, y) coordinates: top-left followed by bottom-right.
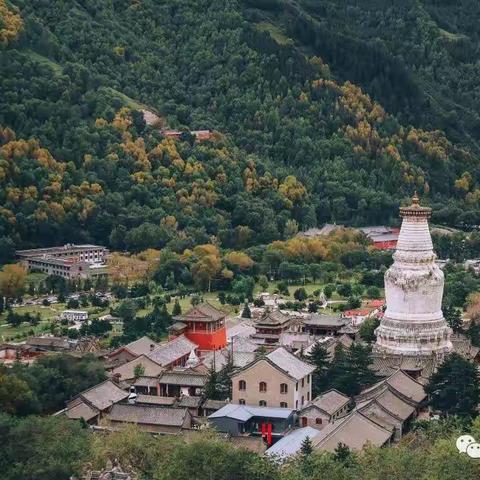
(254, 309), (290, 327)
(312, 411), (392, 452)
(68, 380), (129, 412)
(173, 302), (226, 323)
(304, 389), (350, 416)
(112, 355), (164, 380)
(107, 404), (189, 427)
(302, 313), (345, 327)
(147, 335), (197, 366)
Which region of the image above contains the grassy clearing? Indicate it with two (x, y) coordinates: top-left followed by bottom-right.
(26, 50), (63, 74)
(103, 86), (145, 111)
(255, 22), (294, 46)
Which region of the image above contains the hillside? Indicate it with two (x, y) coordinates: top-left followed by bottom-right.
(1, 0), (480, 252)
(246, 0), (480, 152)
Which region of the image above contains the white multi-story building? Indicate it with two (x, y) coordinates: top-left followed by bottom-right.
(17, 244), (108, 279)
(61, 310), (88, 322)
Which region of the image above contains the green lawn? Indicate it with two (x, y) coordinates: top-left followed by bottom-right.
(0, 302), (111, 342)
(0, 278), (384, 342)
(164, 291), (235, 316)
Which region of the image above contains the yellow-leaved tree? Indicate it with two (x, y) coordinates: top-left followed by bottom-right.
(190, 244), (222, 292)
(0, 263), (27, 300)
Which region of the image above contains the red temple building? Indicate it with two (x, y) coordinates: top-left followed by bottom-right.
(170, 303), (227, 351)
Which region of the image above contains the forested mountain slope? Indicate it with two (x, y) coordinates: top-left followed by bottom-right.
(1, 0), (480, 252)
(248, 0), (480, 152)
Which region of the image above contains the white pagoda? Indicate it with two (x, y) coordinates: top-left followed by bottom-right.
(375, 193), (453, 357)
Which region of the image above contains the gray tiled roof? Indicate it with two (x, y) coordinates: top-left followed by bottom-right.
(123, 336), (159, 356)
(168, 321), (187, 332)
(27, 336), (71, 349)
(112, 355), (164, 380)
(313, 411), (392, 452)
(254, 309), (290, 327)
(230, 335), (258, 353)
(267, 347), (315, 380)
(80, 380), (129, 411)
(266, 427), (321, 458)
(135, 395), (176, 406)
(202, 399), (228, 411)
(65, 401), (99, 421)
(107, 404), (189, 427)
(159, 369), (207, 387)
(374, 389), (415, 420)
(173, 302), (226, 323)
(356, 370), (426, 405)
(133, 376), (160, 388)
(308, 389), (350, 416)
(302, 314), (345, 327)
(356, 405), (396, 432)
(227, 322), (256, 340)
(209, 403), (294, 421)
(385, 370), (426, 404)
(232, 352), (256, 368)
(147, 335), (197, 366)
(177, 396), (203, 408)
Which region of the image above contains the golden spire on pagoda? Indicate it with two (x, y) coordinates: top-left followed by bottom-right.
(399, 191), (431, 218)
(412, 190), (419, 206)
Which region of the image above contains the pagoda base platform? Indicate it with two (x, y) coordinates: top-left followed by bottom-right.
(371, 333), (479, 383)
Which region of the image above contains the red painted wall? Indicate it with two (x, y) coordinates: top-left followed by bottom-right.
(184, 327), (227, 351)
(372, 240), (397, 250)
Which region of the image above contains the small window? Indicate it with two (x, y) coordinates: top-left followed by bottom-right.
(238, 380), (246, 391)
(307, 392), (310, 401)
(259, 400), (267, 407)
(301, 378), (305, 388)
(280, 402), (288, 408)
(301, 396), (304, 406)
(239, 399), (245, 405)
(296, 382), (298, 391)
(316, 418), (323, 425)
(280, 383), (288, 394)
(307, 374), (310, 384)
(301, 417), (308, 427)
(296, 400), (298, 409)
(259, 382), (267, 393)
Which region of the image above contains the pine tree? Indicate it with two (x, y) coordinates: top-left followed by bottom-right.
(307, 342), (330, 396)
(216, 353), (234, 400)
(334, 443), (353, 464)
(299, 435), (315, 475)
(204, 364), (220, 400)
(255, 345), (267, 359)
(300, 436), (313, 456)
(241, 303), (251, 318)
(172, 299), (182, 316)
(150, 304), (172, 336)
(443, 305), (463, 332)
(328, 343), (375, 396)
(348, 343), (376, 390)
(425, 353), (480, 417)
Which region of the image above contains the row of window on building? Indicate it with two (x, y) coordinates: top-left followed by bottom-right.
(237, 392), (311, 409)
(238, 376), (310, 393)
